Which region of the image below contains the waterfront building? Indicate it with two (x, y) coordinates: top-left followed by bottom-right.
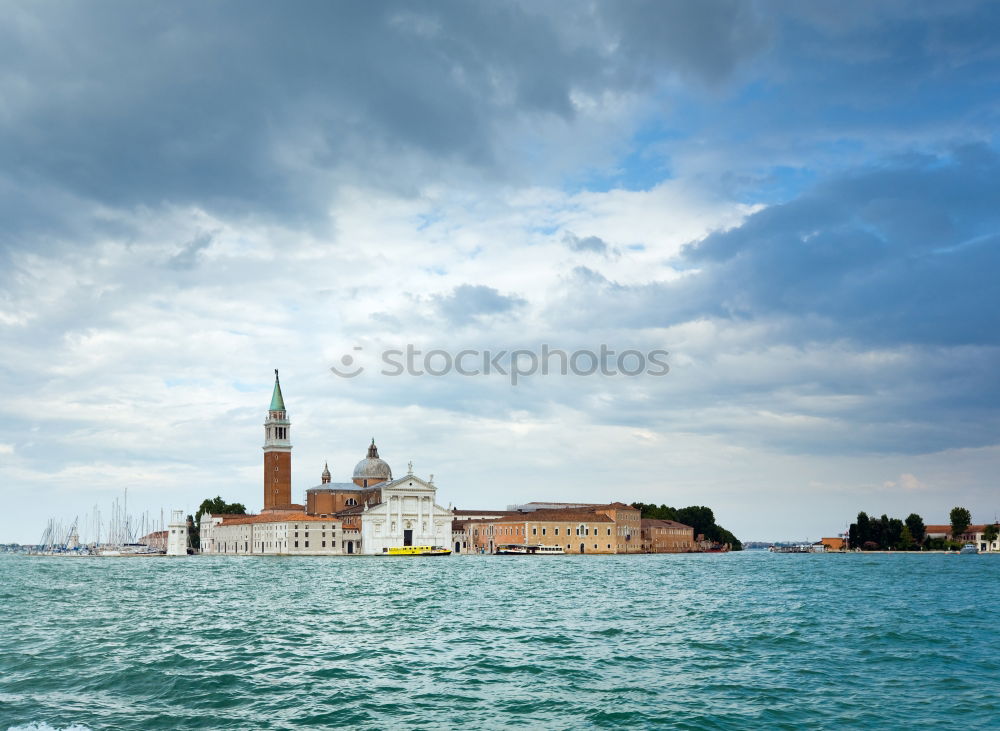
(140, 530), (167, 552)
(641, 519), (696, 553)
(453, 504), (647, 554)
(820, 537), (846, 552)
(200, 513), (347, 555)
(166, 510), (188, 556)
(924, 524), (1000, 552)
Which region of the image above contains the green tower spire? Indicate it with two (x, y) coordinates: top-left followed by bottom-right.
(269, 369), (286, 411)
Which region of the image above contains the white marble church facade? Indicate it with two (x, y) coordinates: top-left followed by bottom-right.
(360, 471), (453, 554)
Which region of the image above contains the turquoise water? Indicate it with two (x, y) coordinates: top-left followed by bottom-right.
(1, 552), (998, 730)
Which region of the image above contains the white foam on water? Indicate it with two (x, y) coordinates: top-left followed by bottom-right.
(7, 724), (92, 731)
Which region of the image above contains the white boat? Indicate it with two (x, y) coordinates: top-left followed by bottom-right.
(769, 545), (823, 553)
(495, 544), (565, 555)
(496, 544), (529, 554)
(960, 543), (979, 554)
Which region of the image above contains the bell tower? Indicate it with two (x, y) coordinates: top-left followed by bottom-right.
(263, 369), (292, 509)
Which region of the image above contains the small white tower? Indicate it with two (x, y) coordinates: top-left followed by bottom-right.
(166, 510), (188, 556)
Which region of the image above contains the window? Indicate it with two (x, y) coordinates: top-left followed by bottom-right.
(532, 527), (537, 536)
(305, 541), (310, 548)
(346, 498), (358, 507)
(555, 528), (559, 536)
(607, 528), (612, 536)
(322, 541), (326, 547)
(542, 528), (546, 536)
(294, 541), (299, 548)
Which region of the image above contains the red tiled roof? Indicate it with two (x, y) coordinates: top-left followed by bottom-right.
(519, 510), (614, 523)
(641, 518), (693, 530)
(925, 524), (992, 534)
(216, 512), (340, 526)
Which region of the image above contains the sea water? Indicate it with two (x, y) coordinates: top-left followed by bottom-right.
(1, 551), (997, 730)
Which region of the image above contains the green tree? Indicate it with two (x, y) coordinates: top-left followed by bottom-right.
(886, 518), (904, 549)
(851, 512), (871, 549)
(675, 506), (716, 538)
(950, 506), (972, 538)
(873, 514), (890, 549)
(631, 502), (679, 522)
(896, 525), (915, 551)
(983, 523), (999, 545)
(905, 513), (926, 545)
(196, 496), (247, 529)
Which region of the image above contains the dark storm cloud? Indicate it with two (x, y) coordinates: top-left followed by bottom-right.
(681, 145), (1000, 347)
(536, 148), (1000, 453)
(0, 0), (769, 237)
(435, 284), (526, 325)
(557, 147), (1000, 348)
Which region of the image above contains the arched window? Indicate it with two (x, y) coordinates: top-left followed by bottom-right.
(345, 498), (358, 507)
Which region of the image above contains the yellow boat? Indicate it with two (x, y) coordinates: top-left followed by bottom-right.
(383, 545), (452, 556)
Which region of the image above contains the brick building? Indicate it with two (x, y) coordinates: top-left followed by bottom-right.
(640, 519), (695, 553)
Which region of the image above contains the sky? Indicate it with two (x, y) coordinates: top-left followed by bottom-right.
(2, 0), (999, 543)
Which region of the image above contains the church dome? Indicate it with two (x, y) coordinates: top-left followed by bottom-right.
(353, 439), (392, 481)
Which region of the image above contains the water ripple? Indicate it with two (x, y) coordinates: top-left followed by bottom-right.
(2, 552), (999, 729)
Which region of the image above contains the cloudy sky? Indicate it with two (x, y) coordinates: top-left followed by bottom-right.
(2, 1), (999, 543)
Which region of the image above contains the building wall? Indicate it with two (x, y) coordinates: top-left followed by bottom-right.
(166, 515), (188, 556)
(468, 520), (496, 553)
(141, 531), (168, 552)
(263, 451), (291, 510)
(820, 537), (845, 552)
(641, 522), (695, 553)
(597, 506), (642, 553)
(451, 529), (470, 554)
(924, 524), (1000, 551)
(525, 520), (618, 553)
(493, 520), (526, 547)
(307, 488), (379, 515)
(200, 515), (345, 555)
(360, 485), (451, 554)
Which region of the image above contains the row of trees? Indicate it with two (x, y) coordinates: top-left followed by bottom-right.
(849, 512), (926, 551)
(632, 503), (743, 550)
(848, 507), (997, 550)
